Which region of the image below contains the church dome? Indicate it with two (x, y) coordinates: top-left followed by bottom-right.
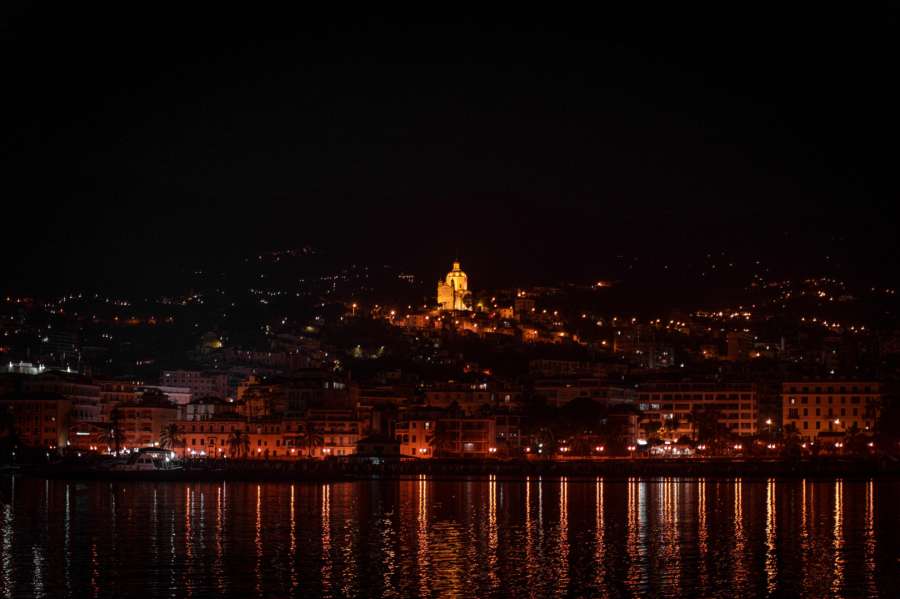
(444, 261), (467, 289)
(437, 261), (472, 311)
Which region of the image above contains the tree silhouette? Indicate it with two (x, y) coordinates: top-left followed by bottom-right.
(159, 423), (183, 452)
(227, 430), (250, 458)
(100, 408), (124, 455)
(297, 421), (324, 457)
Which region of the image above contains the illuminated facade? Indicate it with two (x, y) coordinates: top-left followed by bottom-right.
(437, 261), (472, 311)
(782, 381), (880, 441)
(116, 400), (178, 449)
(0, 392), (73, 449)
(636, 382), (758, 440)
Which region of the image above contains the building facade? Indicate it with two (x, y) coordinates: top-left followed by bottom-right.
(437, 261), (472, 311)
(782, 380), (881, 441)
(636, 382), (758, 441)
(0, 392), (72, 449)
(115, 400), (178, 450)
(162, 370), (230, 400)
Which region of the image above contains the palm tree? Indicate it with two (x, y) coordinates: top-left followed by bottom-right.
(227, 430), (250, 458)
(100, 408), (124, 455)
(159, 423), (183, 452)
(290, 418), (325, 458)
(298, 430), (324, 458)
(427, 425), (460, 458)
(844, 422), (866, 455)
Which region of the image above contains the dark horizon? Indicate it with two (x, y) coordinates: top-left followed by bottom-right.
(3, 8), (898, 293)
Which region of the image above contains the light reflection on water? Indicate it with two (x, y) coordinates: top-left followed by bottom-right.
(0, 476), (898, 598)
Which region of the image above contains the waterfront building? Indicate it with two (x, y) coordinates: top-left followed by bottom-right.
(635, 381), (758, 441)
(177, 414), (246, 458)
(115, 397), (178, 450)
(24, 371), (102, 423)
(433, 417), (496, 457)
(304, 408), (366, 457)
(494, 412), (523, 450)
(394, 417), (437, 457)
(0, 391), (73, 449)
(781, 380), (881, 441)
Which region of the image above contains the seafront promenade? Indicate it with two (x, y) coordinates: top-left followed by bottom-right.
(11, 455), (900, 482)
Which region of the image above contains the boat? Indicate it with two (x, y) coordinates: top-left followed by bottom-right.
(109, 448), (182, 472)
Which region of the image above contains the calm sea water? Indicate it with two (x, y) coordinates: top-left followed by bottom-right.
(1, 476), (898, 598)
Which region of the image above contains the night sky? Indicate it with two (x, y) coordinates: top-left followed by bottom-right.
(3, 7), (898, 293)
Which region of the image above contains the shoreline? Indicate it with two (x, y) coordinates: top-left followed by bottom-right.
(8, 457), (900, 483)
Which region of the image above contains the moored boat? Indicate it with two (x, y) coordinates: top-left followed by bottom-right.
(109, 448), (182, 472)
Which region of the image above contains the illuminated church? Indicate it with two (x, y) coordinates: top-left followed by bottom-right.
(437, 261), (472, 311)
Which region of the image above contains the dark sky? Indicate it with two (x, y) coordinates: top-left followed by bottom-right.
(2, 7), (898, 292)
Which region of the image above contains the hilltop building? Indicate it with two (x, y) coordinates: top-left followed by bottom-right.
(437, 261), (472, 311)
